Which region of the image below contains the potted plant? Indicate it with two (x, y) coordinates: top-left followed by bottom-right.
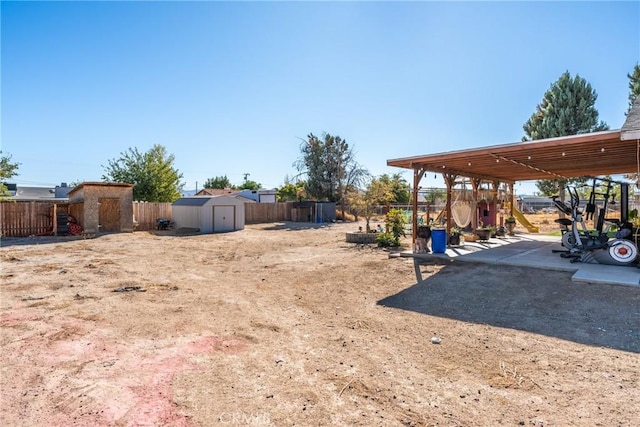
(449, 226), (463, 246)
(504, 216), (516, 236)
(476, 221), (492, 241)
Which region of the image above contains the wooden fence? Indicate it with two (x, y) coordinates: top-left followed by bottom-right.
(132, 202), (172, 231)
(245, 202), (292, 223)
(0, 201), (61, 237)
(0, 201), (174, 237)
(0, 201), (299, 237)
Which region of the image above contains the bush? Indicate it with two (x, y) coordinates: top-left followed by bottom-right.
(376, 232), (397, 247)
(386, 208), (407, 243)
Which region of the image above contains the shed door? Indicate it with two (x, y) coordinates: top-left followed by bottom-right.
(213, 205), (235, 232)
(99, 198), (120, 232)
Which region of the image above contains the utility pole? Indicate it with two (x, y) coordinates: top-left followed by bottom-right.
(243, 173), (250, 182)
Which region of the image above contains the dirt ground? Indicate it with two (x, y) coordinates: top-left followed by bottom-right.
(1, 215), (639, 426)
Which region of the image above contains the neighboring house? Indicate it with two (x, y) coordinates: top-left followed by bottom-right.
(237, 189), (277, 203)
(2, 183), (71, 200)
(194, 187), (276, 203)
(194, 188), (240, 197)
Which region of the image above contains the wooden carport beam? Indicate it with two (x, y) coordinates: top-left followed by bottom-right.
(490, 153), (568, 179)
(471, 178), (481, 233)
(412, 167), (425, 243)
(444, 173), (457, 235)
(414, 163), (513, 185)
(508, 182), (514, 217)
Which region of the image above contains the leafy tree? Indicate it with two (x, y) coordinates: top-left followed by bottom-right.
(239, 179), (261, 190)
(378, 173), (410, 204)
(102, 144), (183, 202)
(523, 71), (608, 200)
(277, 181), (306, 202)
(628, 63), (640, 114)
(204, 175), (234, 189)
(0, 151), (20, 199)
(295, 132), (368, 218)
(347, 176), (394, 231)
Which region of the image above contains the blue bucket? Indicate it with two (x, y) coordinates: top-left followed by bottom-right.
(431, 229), (447, 253)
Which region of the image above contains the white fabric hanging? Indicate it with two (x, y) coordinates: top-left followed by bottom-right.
(452, 201), (474, 228)
(451, 181), (474, 228)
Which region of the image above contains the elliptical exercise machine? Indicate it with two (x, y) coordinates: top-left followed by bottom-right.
(551, 177), (638, 266)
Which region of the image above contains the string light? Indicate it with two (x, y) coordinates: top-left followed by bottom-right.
(527, 155), (531, 160)
(601, 147), (605, 152)
(562, 152), (566, 157)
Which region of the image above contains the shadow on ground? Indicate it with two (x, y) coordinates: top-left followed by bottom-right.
(0, 234), (103, 248)
(378, 260), (640, 353)
(260, 221), (337, 231)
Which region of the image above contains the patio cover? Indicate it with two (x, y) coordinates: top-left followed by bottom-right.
(386, 98), (640, 241)
(388, 98), (640, 183)
(387, 129), (639, 183)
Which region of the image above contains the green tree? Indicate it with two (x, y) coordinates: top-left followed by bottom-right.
(0, 151), (20, 199)
(628, 63), (640, 114)
(239, 179), (261, 190)
(204, 175), (234, 189)
(295, 132), (368, 217)
(277, 181), (306, 202)
(347, 176), (394, 231)
(378, 173), (410, 204)
(523, 71), (608, 200)
(102, 144), (183, 202)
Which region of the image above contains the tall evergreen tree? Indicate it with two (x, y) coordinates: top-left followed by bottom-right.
(627, 63), (640, 114)
(523, 71), (608, 198)
(102, 144), (183, 202)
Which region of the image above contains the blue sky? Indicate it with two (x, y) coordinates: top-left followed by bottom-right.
(2, 1), (639, 196)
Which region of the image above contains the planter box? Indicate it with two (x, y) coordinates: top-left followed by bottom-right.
(346, 232), (377, 244)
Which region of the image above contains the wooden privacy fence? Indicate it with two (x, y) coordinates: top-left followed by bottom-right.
(0, 201), (173, 237)
(245, 202), (293, 223)
(0, 201), (61, 237)
(132, 202), (172, 231)
(1, 201), (305, 237)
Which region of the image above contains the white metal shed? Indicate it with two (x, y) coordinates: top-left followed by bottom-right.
(172, 196), (245, 233)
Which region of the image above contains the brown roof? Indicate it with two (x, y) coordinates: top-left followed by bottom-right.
(195, 188), (240, 196)
(388, 101), (640, 183)
(68, 182), (134, 196)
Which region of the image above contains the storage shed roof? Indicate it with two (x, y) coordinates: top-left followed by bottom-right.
(173, 197), (210, 206)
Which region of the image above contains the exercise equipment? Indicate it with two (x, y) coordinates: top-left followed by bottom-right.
(551, 177), (638, 266)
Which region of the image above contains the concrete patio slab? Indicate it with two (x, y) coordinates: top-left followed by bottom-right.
(402, 233), (640, 287)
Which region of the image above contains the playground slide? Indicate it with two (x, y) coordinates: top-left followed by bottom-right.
(513, 206), (539, 233)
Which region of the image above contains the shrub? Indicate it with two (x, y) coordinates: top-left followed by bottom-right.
(376, 232), (397, 247)
(386, 208), (407, 244)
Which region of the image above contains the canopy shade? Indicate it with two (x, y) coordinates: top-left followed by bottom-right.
(387, 130), (639, 183)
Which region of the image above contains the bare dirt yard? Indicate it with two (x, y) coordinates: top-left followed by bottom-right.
(1, 215), (639, 426)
